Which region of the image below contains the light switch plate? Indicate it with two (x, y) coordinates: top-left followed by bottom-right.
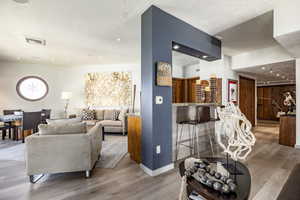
(156, 145), (161, 154)
(155, 96), (163, 104)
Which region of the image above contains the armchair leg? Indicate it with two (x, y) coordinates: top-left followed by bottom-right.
(85, 170), (91, 178)
(29, 174), (44, 184)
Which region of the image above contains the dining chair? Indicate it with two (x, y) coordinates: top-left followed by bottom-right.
(41, 109), (51, 124)
(3, 109), (22, 140)
(22, 111), (42, 143)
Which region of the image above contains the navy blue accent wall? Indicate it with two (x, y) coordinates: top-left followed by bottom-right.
(141, 6), (221, 170)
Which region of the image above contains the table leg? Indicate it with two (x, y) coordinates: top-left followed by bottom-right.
(102, 126), (105, 141)
(22, 130), (25, 143)
(2, 129), (6, 140)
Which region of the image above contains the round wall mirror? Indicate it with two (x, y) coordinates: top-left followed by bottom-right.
(16, 76), (49, 101)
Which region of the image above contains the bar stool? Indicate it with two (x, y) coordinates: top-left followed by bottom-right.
(175, 106), (194, 161)
(189, 106), (214, 157)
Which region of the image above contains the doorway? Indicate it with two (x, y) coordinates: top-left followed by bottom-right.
(239, 76), (256, 126)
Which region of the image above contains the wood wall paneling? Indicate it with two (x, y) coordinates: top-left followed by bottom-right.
(239, 76), (256, 126)
(257, 85), (296, 120)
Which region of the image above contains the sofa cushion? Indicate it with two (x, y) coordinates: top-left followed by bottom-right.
(81, 109), (95, 120)
(46, 118), (81, 125)
(99, 120), (122, 127)
(82, 120), (98, 126)
(104, 110), (119, 120)
(95, 110), (104, 120)
(38, 122), (87, 135)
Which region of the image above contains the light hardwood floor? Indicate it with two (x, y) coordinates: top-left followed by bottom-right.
(1, 122), (300, 200)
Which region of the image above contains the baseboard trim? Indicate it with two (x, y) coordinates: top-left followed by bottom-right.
(140, 163), (174, 176)
(295, 144), (300, 149)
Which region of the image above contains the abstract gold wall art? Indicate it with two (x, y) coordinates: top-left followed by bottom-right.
(85, 72), (132, 107)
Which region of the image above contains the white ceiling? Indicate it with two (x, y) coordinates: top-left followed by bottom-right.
(172, 51), (199, 67)
(216, 11), (279, 56)
(236, 60), (296, 85)
(0, 0), (278, 66)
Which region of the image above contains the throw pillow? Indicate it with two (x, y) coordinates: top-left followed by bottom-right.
(95, 109), (104, 120)
(38, 122), (87, 135)
(46, 117), (81, 125)
(104, 110), (120, 120)
(118, 109), (128, 121)
(81, 109), (95, 120)
(112, 110), (120, 120)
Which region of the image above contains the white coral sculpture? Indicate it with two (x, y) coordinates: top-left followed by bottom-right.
(216, 102), (256, 161)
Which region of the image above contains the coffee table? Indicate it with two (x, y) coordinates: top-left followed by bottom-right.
(179, 157), (251, 200)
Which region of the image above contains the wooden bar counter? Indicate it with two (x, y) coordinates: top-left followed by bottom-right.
(279, 115), (296, 147)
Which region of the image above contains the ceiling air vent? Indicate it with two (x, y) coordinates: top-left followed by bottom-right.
(25, 37), (46, 46)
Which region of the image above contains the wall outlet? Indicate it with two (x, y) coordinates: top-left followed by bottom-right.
(155, 96), (163, 104)
(156, 145), (161, 154)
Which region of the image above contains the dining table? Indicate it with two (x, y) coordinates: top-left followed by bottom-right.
(0, 114), (23, 141)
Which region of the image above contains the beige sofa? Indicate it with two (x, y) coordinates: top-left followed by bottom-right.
(82, 109), (128, 136)
(25, 122), (102, 183)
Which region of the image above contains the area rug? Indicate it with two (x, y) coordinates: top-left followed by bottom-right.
(95, 140), (128, 169)
(0, 139), (128, 169)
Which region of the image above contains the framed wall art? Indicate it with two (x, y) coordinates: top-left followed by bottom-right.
(156, 62), (172, 86)
(228, 79), (238, 104)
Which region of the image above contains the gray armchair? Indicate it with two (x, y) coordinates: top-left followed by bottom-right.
(25, 122), (102, 183)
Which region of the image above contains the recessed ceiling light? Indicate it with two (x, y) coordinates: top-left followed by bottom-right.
(261, 66), (266, 70)
(202, 55), (208, 59)
(173, 45), (180, 50)
(13, 0), (29, 4)
(276, 73), (280, 77)
(270, 70), (273, 74)
(116, 38), (121, 42)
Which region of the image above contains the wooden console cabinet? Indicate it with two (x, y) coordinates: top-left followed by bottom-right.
(127, 115), (141, 163)
(279, 115), (296, 147)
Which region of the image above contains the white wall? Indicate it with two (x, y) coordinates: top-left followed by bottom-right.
(231, 45), (293, 70)
(172, 64), (184, 78)
(296, 59), (300, 148)
(274, 0), (300, 38)
(0, 61), (140, 118)
(183, 55), (238, 105)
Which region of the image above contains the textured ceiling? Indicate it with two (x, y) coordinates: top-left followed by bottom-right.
(236, 60), (296, 85)
(217, 11), (279, 56)
(0, 0), (278, 66)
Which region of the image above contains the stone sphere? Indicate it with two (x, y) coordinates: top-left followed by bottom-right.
(220, 176), (228, 183)
(200, 175), (208, 183)
(215, 172), (221, 179)
(209, 170), (215, 176)
(226, 178), (234, 184)
(228, 182), (237, 191)
(206, 179), (213, 187)
(213, 182), (222, 191)
(205, 166), (211, 172)
(199, 163), (206, 169)
(222, 184), (230, 193)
